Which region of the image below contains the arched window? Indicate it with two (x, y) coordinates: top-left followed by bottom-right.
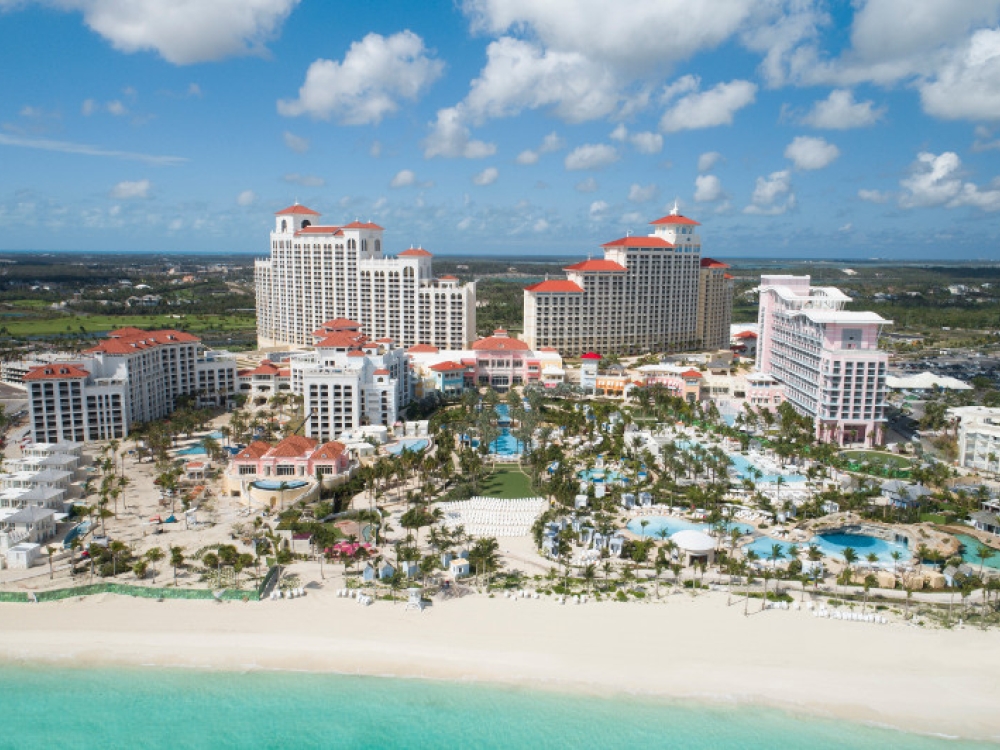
(301, 220), (311, 228)
(375, 239), (381, 253)
(348, 239), (356, 250)
(361, 239), (367, 252)
(281, 220), (287, 231)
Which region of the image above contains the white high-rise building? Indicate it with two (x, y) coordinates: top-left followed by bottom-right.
(523, 208), (728, 355)
(757, 275), (891, 446)
(255, 205), (476, 351)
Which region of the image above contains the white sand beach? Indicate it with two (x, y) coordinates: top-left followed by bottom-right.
(2, 587), (998, 743)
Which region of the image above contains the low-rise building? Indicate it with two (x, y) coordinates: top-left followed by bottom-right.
(950, 406), (1000, 474)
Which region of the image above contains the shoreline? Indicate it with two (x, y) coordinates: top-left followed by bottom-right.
(2, 590), (999, 743)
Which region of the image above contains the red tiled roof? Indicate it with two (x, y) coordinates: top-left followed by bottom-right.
(650, 213), (700, 226)
(700, 257), (729, 269)
(233, 441), (271, 461)
(399, 247), (432, 257)
(375, 337), (394, 343)
(735, 331), (758, 339)
(347, 350), (366, 358)
(471, 333), (530, 351)
(430, 361), (466, 372)
(312, 441), (346, 461)
(681, 369), (703, 379)
(563, 259), (628, 272)
(374, 368), (390, 375)
(24, 364), (90, 381)
(248, 362), (281, 376)
(266, 435), (317, 459)
(407, 343), (439, 353)
(343, 220), (384, 230)
(724, 273), (734, 279)
(315, 331), (367, 348)
(539, 347), (559, 352)
(439, 275), (458, 280)
(276, 204), (320, 216)
(86, 328), (200, 355)
(581, 352), (602, 360)
(525, 279), (585, 293)
(318, 318), (362, 330)
(601, 236), (674, 248)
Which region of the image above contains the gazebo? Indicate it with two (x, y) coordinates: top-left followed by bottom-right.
(670, 529), (716, 566)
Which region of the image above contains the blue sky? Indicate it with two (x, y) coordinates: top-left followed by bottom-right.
(2, 0), (1000, 259)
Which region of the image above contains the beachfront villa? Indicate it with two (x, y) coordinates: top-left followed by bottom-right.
(224, 434), (353, 500)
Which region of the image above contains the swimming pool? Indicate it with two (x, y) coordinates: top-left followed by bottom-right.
(490, 428), (524, 456)
(743, 537), (800, 560)
(954, 533), (1000, 570)
(625, 516), (754, 539)
(728, 453), (807, 484)
(386, 438), (429, 455)
(176, 445), (207, 456)
(251, 479), (308, 491)
(579, 468), (627, 483)
(809, 532), (910, 564)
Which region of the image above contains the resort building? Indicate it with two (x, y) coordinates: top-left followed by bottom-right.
(286, 319), (411, 443)
(756, 275), (891, 447)
(255, 205), (476, 351)
(522, 207), (732, 355)
(25, 329), (238, 444)
(407, 330), (565, 395)
(949, 406), (1000, 475)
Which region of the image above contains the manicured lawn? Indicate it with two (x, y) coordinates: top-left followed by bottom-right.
(480, 466), (534, 498)
(841, 450), (911, 469)
(2, 313), (256, 337)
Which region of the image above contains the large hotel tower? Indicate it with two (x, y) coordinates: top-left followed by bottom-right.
(522, 209), (732, 354)
(255, 205), (476, 350)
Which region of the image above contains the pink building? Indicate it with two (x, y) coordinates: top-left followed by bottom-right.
(229, 435), (351, 481)
(757, 275), (891, 447)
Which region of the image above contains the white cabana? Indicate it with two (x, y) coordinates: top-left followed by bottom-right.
(670, 529), (716, 565)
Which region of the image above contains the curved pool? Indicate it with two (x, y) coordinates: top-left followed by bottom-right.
(579, 469), (628, 484)
(386, 438), (429, 455)
(810, 532), (910, 564)
(252, 479), (308, 491)
(743, 537), (800, 560)
(625, 516), (754, 539)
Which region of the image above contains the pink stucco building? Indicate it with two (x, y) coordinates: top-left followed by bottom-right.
(757, 275), (891, 447)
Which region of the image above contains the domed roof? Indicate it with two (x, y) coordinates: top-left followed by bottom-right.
(670, 529), (715, 553)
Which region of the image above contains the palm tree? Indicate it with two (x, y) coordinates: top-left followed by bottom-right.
(170, 546), (185, 584)
(46, 545), (56, 580)
(145, 547), (164, 582)
(842, 546), (858, 592)
(976, 544), (996, 576)
(582, 563), (596, 592)
(891, 549), (902, 576)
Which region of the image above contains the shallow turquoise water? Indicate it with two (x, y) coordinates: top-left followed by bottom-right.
(954, 533), (1000, 571)
(0, 663), (983, 749)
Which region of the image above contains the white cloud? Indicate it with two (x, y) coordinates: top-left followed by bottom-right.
(106, 99), (127, 116)
(423, 106), (496, 158)
(895, 151), (1000, 211)
(660, 79), (757, 132)
(627, 183), (657, 203)
(564, 143), (618, 171)
(973, 126), (1000, 152)
(283, 131), (309, 153)
(369, 140), (382, 158)
(629, 131), (662, 154)
(463, 37), (621, 123)
(168, 218), (183, 231)
(50, 0), (300, 65)
(694, 174), (724, 202)
(738, 1), (827, 87)
(516, 149), (539, 165)
(283, 173), (325, 187)
(697, 151), (722, 172)
(784, 135), (840, 170)
(473, 167), (499, 186)
(744, 170), (795, 215)
(609, 123), (628, 141)
(858, 188), (890, 204)
(390, 169), (418, 188)
(187, 83), (202, 97)
(660, 74), (700, 103)
(278, 31), (444, 124)
(575, 177), (599, 193)
(515, 131), (563, 165)
(110, 179), (151, 199)
(463, 1), (754, 76)
(0, 132), (185, 165)
(801, 89), (884, 129)
(588, 200), (609, 218)
(236, 189), (256, 206)
(919, 28), (1000, 121)
(81, 98), (98, 116)
(533, 218), (549, 232)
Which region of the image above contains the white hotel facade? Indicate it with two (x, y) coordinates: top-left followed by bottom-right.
(756, 275), (891, 447)
(255, 205), (476, 351)
(522, 209), (731, 355)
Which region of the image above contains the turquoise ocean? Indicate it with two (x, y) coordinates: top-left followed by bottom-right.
(0, 663), (990, 749)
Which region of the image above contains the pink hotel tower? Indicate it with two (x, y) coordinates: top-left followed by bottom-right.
(756, 275), (891, 447)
